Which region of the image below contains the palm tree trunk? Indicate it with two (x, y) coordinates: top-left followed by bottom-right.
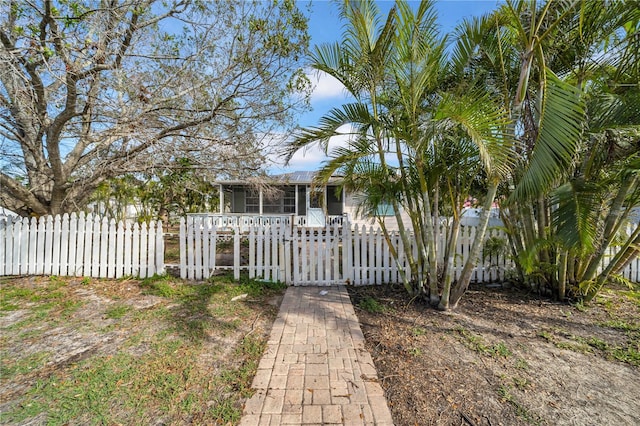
(611, 231), (640, 275)
(585, 223), (640, 302)
(557, 250), (568, 300)
(449, 180), (499, 308)
(438, 214), (461, 310)
(378, 219), (414, 296)
(501, 209), (526, 283)
(582, 175), (636, 282)
(415, 158), (440, 304)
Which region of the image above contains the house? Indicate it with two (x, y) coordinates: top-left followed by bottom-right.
(212, 171), (404, 229)
(0, 206), (19, 225)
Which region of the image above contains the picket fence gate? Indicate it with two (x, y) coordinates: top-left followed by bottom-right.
(0, 212), (164, 278)
(179, 216), (517, 285)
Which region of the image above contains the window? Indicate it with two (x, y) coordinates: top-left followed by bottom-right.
(245, 189), (259, 213)
(245, 186), (296, 214)
(375, 203), (395, 216)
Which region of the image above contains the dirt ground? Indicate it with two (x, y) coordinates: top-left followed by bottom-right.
(348, 284), (640, 426)
(0, 275), (284, 425)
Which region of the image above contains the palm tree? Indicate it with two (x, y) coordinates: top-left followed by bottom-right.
(290, 0), (514, 309)
(453, 0), (640, 301)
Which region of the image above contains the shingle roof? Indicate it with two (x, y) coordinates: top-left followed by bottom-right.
(216, 171), (342, 185)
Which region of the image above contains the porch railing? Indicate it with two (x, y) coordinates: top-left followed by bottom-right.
(186, 213), (349, 230)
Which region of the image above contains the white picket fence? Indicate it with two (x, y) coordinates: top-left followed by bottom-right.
(180, 216), (640, 285)
(3, 212), (637, 285)
(179, 216), (517, 285)
(0, 213), (164, 278)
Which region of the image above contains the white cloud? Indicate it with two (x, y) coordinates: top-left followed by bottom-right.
(309, 70), (347, 102)
(266, 125), (355, 173)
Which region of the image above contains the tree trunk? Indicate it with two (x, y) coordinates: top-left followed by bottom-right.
(438, 214), (461, 310)
(557, 250), (568, 301)
(449, 180), (499, 307)
(582, 175), (636, 282)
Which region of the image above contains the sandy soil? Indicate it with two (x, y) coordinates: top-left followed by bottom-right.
(348, 284), (640, 426)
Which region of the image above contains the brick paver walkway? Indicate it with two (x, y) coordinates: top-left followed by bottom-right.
(239, 286), (394, 425)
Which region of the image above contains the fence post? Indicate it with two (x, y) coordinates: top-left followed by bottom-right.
(186, 216), (195, 280)
(0, 220), (5, 276)
(179, 217), (187, 279)
(210, 224), (217, 277)
(67, 213), (78, 276)
(279, 225), (286, 283)
(342, 224), (351, 285)
(234, 226), (240, 281)
(156, 221), (165, 275)
(332, 222), (339, 284)
(202, 216), (210, 278)
(284, 224), (291, 284)
(194, 216), (202, 280)
(24, 217), (35, 275)
(60, 213), (70, 276)
(6, 221), (16, 275)
(77, 213), (87, 276)
(293, 225), (300, 285)
(20, 217), (30, 275)
(249, 225), (256, 279)
(272, 225), (279, 282)
(256, 225), (264, 279)
(124, 221), (132, 277)
(108, 219), (117, 278)
(147, 221), (156, 277)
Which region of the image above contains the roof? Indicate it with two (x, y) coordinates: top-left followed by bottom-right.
(216, 171), (343, 186)
(0, 207), (18, 218)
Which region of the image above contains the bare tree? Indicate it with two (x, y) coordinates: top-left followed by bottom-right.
(0, 0), (310, 216)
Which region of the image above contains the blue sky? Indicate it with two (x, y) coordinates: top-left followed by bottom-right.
(278, 0), (502, 173)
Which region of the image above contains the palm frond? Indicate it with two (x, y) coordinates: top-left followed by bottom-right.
(287, 102), (374, 161)
(511, 68), (586, 200)
(433, 90), (515, 179)
(551, 180), (602, 253)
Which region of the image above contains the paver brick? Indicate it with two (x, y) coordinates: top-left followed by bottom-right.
(305, 375), (330, 390)
(239, 287), (393, 426)
(312, 389), (332, 405)
(243, 389), (266, 415)
(306, 353), (328, 364)
(363, 380), (386, 397)
(302, 404), (322, 424)
(269, 374), (288, 390)
(251, 369), (271, 390)
(286, 374), (304, 389)
(282, 353), (298, 364)
(281, 413), (302, 424)
(341, 404), (365, 425)
(272, 363), (289, 376)
(268, 414), (282, 425)
(257, 356), (275, 370)
(322, 405), (343, 424)
(239, 414), (260, 426)
(293, 343), (313, 353)
(262, 389), (285, 414)
(305, 363), (328, 376)
(369, 395), (394, 423)
(283, 389), (303, 413)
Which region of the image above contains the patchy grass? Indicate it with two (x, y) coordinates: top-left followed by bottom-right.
(0, 274), (284, 425)
(104, 304), (130, 319)
(497, 384), (543, 425)
(357, 296), (385, 313)
(536, 289), (640, 367)
(454, 327), (512, 358)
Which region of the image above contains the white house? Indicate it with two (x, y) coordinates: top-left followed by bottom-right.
(213, 171), (407, 230)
